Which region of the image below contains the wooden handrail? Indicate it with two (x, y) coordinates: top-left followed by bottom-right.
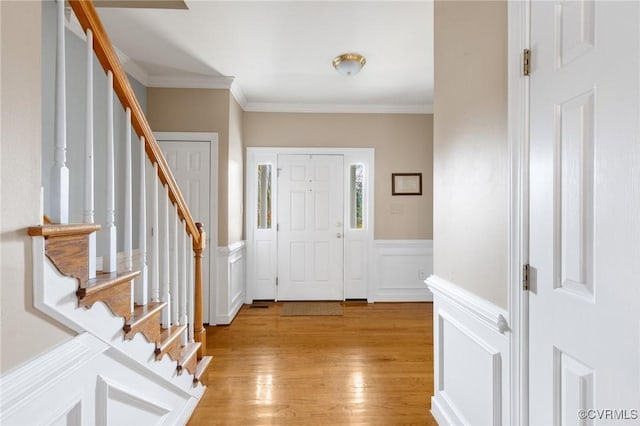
(68, 0), (206, 355)
(68, 0), (200, 245)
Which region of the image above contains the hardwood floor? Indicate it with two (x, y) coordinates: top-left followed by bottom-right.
(188, 302), (437, 425)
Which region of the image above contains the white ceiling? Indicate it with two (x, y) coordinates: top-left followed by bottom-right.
(95, 1), (434, 113)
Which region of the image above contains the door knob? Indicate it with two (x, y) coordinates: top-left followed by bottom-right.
(336, 233), (343, 239)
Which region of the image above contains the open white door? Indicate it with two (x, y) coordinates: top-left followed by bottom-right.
(529, 1), (640, 424)
(277, 154), (344, 300)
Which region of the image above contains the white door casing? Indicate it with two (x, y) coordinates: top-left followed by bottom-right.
(156, 133), (218, 324)
(277, 154), (344, 300)
(528, 1), (640, 425)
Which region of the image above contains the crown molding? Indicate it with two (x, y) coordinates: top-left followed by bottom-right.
(115, 48), (150, 87)
(230, 81), (248, 109)
(147, 75), (234, 89)
(243, 102), (433, 115)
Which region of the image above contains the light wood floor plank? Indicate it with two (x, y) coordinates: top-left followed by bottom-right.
(189, 302), (436, 425)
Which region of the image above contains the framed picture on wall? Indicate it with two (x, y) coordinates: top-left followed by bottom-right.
(392, 173), (422, 196)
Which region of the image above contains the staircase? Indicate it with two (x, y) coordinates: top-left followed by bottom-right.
(27, 223), (212, 383)
(7, 0), (213, 423)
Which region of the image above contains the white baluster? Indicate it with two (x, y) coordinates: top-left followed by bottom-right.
(151, 162), (160, 302)
(51, 0), (69, 224)
(124, 108), (133, 271)
(161, 184), (171, 327)
(136, 136), (149, 306)
(188, 234), (194, 343)
(180, 223), (188, 345)
(84, 28), (96, 279)
(171, 206), (179, 325)
(124, 108), (133, 311)
(103, 71), (117, 272)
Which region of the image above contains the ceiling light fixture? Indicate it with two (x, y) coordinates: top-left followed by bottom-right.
(332, 53), (366, 76)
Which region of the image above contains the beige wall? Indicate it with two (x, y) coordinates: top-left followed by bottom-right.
(433, 0), (508, 308)
(244, 112), (433, 240)
(147, 88), (232, 246)
(1, 0), (74, 373)
(228, 96), (244, 242)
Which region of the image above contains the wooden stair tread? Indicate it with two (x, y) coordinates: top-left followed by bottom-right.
(177, 342), (201, 375)
(155, 325), (187, 361)
(28, 223), (101, 238)
(193, 356), (213, 383)
(77, 270), (140, 298)
(124, 302), (166, 333)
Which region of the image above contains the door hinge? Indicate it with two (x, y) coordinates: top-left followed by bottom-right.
(277, 168), (282, 178)
(523, 264), (530, 291)
(523, 48), (531, 76)
(277, 223), (279, 231)
(276, 277), (279, 286)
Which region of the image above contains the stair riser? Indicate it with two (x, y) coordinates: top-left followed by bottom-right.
(178, 353), (198, 376)
(126, 309), (162, 344)
(45, 234), (90, 284)
(78, 280), (132, 321)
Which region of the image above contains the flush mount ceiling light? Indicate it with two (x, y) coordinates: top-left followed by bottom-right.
(332, 53), (366, 76)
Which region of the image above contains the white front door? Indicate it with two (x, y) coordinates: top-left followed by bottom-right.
(277, 155), (344, 300)
(529, 1), (640, 424)
(159, 140), (212, 322)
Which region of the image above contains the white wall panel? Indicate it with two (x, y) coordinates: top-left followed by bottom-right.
(216, 241), (246, 325)
(0, 333), (198, 426)
(428, 275), (510, 426)
(370, 240), (433, 302)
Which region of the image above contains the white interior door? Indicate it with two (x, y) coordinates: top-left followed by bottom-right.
(277, 154), (344, 300)
(159, 141), (212, 323)
(529, 1), (640, 424)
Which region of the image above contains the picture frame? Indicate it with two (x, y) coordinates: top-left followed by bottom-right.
(392, 173), (422, 196)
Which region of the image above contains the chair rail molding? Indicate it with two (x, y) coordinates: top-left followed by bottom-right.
(426, 275), (509, 334)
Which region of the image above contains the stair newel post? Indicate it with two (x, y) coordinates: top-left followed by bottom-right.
(171, 205), (179, 325)
(161, 184), (171, 328)
(51, 0), (69, 224)
(136, 136), (149, 306)
(180, 222), (188, 346)
(124, 108), (133, 311)
(188, 234), (195, 343)
(103, 70), (117, 273)
(151, 162), (160, 303)
(193, 223), (206, 358)
(84, 28), (96, 279)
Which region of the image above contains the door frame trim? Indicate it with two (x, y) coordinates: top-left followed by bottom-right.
(246, 147), (375, 302)
(155, 132), (219, 324)
(507, 1), (530, 424)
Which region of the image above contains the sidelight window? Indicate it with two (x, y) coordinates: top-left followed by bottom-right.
(349, 164), (364, 229)
(257, 164), (272, 229)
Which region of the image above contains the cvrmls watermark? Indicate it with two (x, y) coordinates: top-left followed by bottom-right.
(578, 409), (639, 421)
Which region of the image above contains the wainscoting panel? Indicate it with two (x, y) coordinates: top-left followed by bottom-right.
(216, 241), (246, 325)
(369, 240), (433, 302)
(0, 333), (198, 426)
(427, 275), (510, 425)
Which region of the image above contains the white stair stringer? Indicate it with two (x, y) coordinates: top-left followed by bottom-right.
(31, 236), (206, 399)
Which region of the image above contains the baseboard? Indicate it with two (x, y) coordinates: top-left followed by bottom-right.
(431, 392), (469, 426)
(426, 274), (510, 425)
(369, 240), (433, 302)
(215, 241), (246, 325)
